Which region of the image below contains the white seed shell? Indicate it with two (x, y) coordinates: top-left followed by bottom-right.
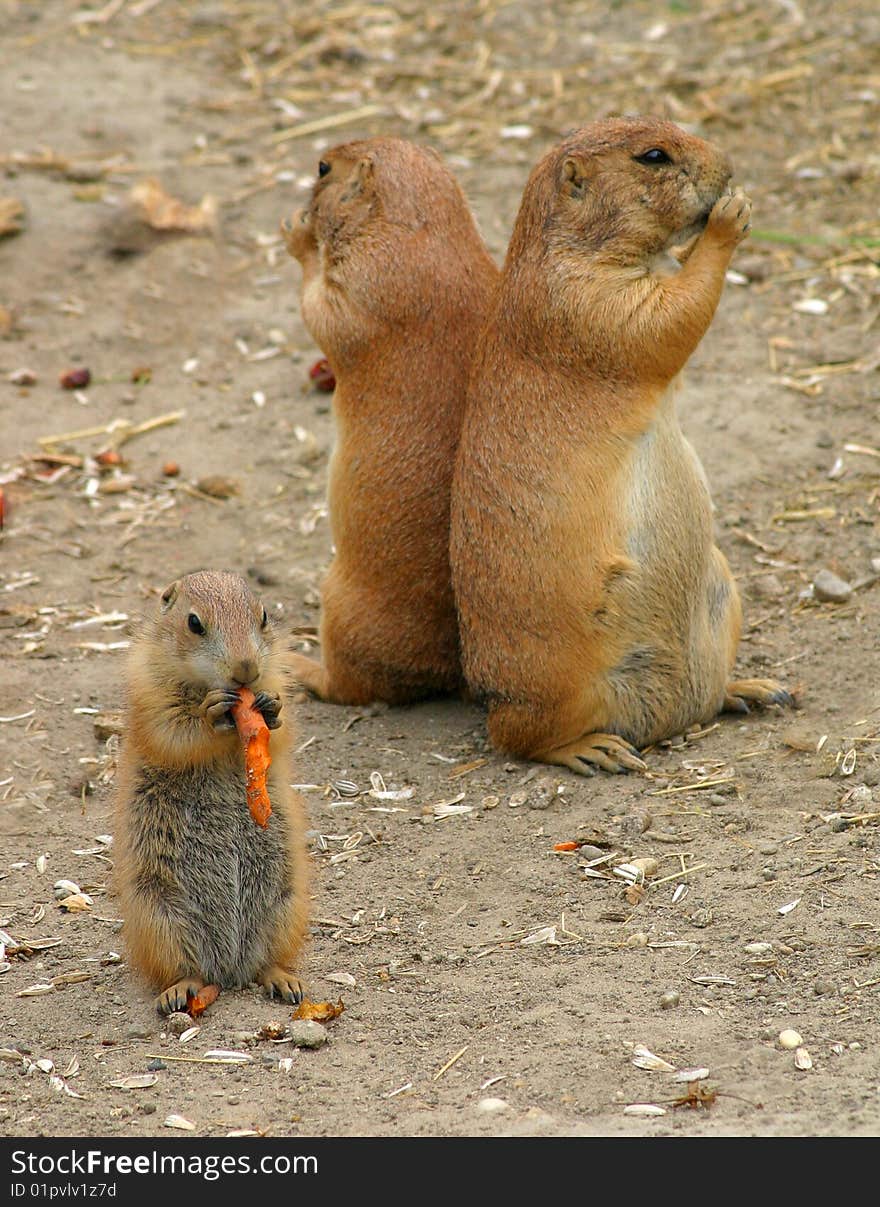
(794, 1047), (813, 1070)
(164, 1114), (196, 1131)
(632, 1044), (676, 1073)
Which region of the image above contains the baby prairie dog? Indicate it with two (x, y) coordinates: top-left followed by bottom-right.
(113, 571), (309, 1013)
(451, 116), (793, 776)
(281, 136), (499, 706)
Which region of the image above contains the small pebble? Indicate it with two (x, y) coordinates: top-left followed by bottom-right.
(829, 817), (849, 832)
(658, 991), (680, 1010)
(744, 941), (773, 955)
(778, 1029), (803, 1050)
(227, 1096), (240, 1106)
(689, 907), (714, 928)
(813, 980), (835, 997)
(165, 1012), (193, 1037)
(125, 1026), (152, 1041)
(578, 844), (605, 862)
(146, 1059), (166, 1072)
(849, 1042), (862, 1051)
(707, 794), (728, 807)
(812, 569), (852, 604)
(141, 1103), (157, 1115)
(757, 841), (778, 856)
(476, 1097), (509, 1115)
(288, 1020), (329, 1049)
(630, 857), (659, 878)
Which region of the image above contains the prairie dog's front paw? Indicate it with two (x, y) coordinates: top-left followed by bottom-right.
(706, 190), (752, 246)
(252, 690), (283, 730)
(199, 687), (239, 730)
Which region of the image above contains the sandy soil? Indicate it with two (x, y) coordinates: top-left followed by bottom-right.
(1, 0), (879, 1139)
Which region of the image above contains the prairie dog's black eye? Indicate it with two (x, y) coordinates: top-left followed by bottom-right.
(187, 612), (206, 636)
(318, 160), (331, 178)
(260, 607), (269, 629)
(635, 148), (672, 166)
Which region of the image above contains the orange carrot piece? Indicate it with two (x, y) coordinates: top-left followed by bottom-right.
(230, 686), (272, 828)
(553, 841), (581, 852)
(186, 983), (220, 1018)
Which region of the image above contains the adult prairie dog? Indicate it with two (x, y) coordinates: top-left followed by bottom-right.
(113, 570), (309, 1013)
(281, 136), (499, 706)
(451, 116), (792, 775)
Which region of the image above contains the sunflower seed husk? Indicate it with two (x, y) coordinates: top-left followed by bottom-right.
(794, 1047), (813, 1070)
(632, 1044), (676, 1072)
(164, 1114), (196, 1131)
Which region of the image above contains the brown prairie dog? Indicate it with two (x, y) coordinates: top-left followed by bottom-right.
(450, 116), (793, 776)
(281, 137), (499, 706)
(113, 570), (309, 1013)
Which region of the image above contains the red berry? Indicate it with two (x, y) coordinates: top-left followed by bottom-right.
(308, 358), (336, 392)
(60, 367), (91, 389)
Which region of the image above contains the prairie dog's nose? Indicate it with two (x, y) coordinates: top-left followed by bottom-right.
(230, 658), (259, 686)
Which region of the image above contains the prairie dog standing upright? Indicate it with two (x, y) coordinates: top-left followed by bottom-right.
(451, 117), (792, 775)
(113, 571), (309, 1013)
(282, 137), (499, 706)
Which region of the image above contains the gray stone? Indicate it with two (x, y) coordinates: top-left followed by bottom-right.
(813, 569), (852, 603)
(165, 1012), (193, 1036)
(288, 1020), (329, 1050)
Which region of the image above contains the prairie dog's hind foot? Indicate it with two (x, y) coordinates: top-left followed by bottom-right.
(537, 732), (647, 776)
(723, 678), (797, 714)
(261, 965), (304, 1004)
(156, 977), (206, 1015)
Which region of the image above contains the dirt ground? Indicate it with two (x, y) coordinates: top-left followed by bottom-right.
(1, 0), (879, 1141)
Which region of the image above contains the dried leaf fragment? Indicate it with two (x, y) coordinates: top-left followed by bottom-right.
(130, 178), (217, 234)
(231, 687), (272, 828)
(291, 997), (344, 1024)
(673, 1082), (717, 1110)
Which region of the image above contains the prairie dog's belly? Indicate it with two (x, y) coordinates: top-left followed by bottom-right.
(624, 409), (714, 585)
(134, 766), (290, 985)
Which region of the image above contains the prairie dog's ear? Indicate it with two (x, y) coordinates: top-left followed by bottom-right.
(561, 156), (589, 198)
(341, 156), (374, 201)
(160, 581), (180, 611)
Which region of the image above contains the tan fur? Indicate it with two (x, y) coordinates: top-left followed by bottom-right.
(450, 117), (792, 776)
(113, 571), (309, 1011)
(281, 137), (499, 705)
